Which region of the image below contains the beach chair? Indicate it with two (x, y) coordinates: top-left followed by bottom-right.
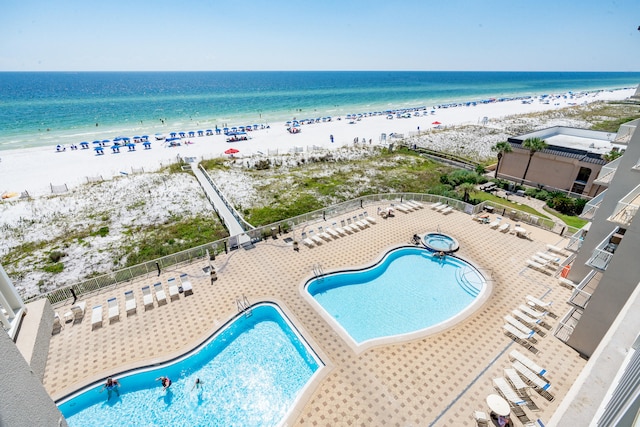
(91, 305), (103, 330)
(358, 213), (371, 226)
(473, 410), (489, 427)
(352, 216), (368, 229)
(536, 252), (560, 264)
(180, 273), (193, 296)
(142, 286), (154, 310)
(308, 229), (323, 244)
(430, 201), (443, 210)
(125, 290), (137, 315)
(518, 304), (548, 321)
(168, 278), (180, 301)
(52, 312), (63, 335)
(489, 218), (501, 229)
(526, 295), (552, 309)
(441, 206), (454, 215)
(154, 282), (167, 305)
(340, 219), (355, 233)
(301, 232), (315, 247)
(317, 226), (332, 241)
(505, 315), (536, 337)
(107, 297), (119, 323)
(512, 310), (547, 335)
(331, 222), (346, 235)
(408, 200), (424, 209)
(346, 218), (361, 232)
(545, 244), (565, 255)
(558, 277), (577, 289)
(436, 204), (450, 212)
(498, 223), (510, 233)
(505, 368), (529, 392)
(362, 211), (377, 224)
(400, 203), (415, 211)
(503, 324), (539, 351)
(512, 361), (554, 401)
(509, 350), (547, 376)
(493, 377), (526, 406)
(395, 204), (410, 213)
(71, 301), (87, 323)
(325, 226), (341, 238)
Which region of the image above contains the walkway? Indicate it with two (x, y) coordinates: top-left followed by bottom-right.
(189, 162), (249, 243)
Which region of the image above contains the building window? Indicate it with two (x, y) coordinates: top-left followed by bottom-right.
(575, 167), (592, 183)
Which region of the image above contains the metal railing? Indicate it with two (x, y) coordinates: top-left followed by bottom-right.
(579, 189), (606, 220)
(586, 227), (620, 271)
(608, 183), (640, 227)
(28, 192), (573, 308)
(593, 157), (621, 186)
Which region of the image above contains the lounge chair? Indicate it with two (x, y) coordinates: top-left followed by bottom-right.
(526, 295), (552, 309)
(331, 222), (346, 235)
(354, 215), (368, 228)
(71, 301), (87, 323)
(473, 410), (489, 427)
(142, 286), (154, 310)
(317, 226), (332, 241)
(513, 309), (544, 330)
(301, 232), (315, 247)
(125, 290), (137, 315)
(531, 256), (554, 267)
(505, 315), (535, 337)
(546, 244), (565, 255)
(441, 206), (454, 215)
(509, 350), (547, 376)
(430, 201), (443, 210)
(536, 252), (560, 264)
(52, 312), (63, 334)
(436, 204), (450, 212)
(526, 259), (549, 273)
(503, 324), (539, 350)
(180, 273), (193, 296)
(345, 218), (360, 232)
(362, 211), (377, 224)
(154, 282), (167, 305)
(512, 361), (552, 392)
(91, 305), (103, 330)
(518, 304), (548, 319)
(400, 203), (415, 211)
(493, 377), (526, 406)
(340, 219), (355, 233)
(498, 223), (510, 233)
(408, 200), (424, 209)
(325, 226), (341, 238)
(168, 278), (180, 301)
(489, 219), (501, 229)
(504, 368), (529, 392)
(107, 297), (119, 323)
(308, 229), (324, 243)
(558, 277), (577, 289)
(395, 204), (410, 213)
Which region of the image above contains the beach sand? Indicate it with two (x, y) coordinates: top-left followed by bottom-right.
(0, 88), (634, 198)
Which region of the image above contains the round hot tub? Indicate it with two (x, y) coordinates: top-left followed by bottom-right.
(423, 232), (459, 253)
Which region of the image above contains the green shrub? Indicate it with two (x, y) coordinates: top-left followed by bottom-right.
(48, 251), (64, 263)
(43, 262), (64, 274)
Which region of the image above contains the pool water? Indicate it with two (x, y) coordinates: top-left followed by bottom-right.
(423, 232), (459, 253)
(58, 303), (321, 427)
(307, 247), (484, 344)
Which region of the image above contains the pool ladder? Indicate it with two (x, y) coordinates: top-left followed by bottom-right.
(313, 263), (325, 281)
(236, 294), (252, 317)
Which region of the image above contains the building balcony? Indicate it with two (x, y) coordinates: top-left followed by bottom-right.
(593, 157), (622, 186)
(586, 227), (622, 271)
(579, 189), (606, 220)
(608, 183), (640, 227)
(565, 222), (590, 252)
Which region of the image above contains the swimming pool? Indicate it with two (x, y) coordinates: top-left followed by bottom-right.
(423, 232), (460, 253)
(58, 303), (322, 427)
(306, 246), (485, 345)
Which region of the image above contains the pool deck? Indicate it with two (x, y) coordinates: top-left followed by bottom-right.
(45, 205), (584, 426)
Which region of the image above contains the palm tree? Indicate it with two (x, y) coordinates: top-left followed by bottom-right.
(521, 137), (548, 184)
(458, 182), (476, 203)
(602, 149), (622, 163)
(491, 142), (512, 179)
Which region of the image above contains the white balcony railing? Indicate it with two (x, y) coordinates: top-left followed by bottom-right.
(608, 183), (640, 226)
(565, 224), (590, 252)
(586, 227), (621, 271)
(579, 189), (607, 220)
(593, 157), (622, 186)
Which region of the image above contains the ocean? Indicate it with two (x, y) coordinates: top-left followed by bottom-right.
(1, 71), (639, 151)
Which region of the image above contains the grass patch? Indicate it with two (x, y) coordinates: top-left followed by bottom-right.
(472, 192), (551, 219)
(543, 206), (588, 229)
(42, 262), (64, 274)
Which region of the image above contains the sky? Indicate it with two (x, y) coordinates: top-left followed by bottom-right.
(1, 0), (639, 72)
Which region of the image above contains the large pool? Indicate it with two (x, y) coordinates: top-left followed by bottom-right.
(58, 303), (322, 427)
(306, 246), (485, 345)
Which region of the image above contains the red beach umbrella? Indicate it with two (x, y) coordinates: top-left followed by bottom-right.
(224, 148), (239, 155)
(432, 121), (442, 125)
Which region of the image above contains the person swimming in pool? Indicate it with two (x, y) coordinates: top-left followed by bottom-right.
(156, 376), (172, 391)
(191, 378), (203, 392)
(99, 377), (120, 400)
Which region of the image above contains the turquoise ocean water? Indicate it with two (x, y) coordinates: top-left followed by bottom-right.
(1, 71), (639, 151)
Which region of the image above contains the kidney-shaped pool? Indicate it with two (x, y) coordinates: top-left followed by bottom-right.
(306, 246), (486, 345)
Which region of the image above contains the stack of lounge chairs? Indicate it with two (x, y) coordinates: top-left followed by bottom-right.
(297, 212), (377, 249)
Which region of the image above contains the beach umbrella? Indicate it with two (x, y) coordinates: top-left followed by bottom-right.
(224, 148), (239, 155)
(432, 121), (442, 125)
(93, 140), (101, 144)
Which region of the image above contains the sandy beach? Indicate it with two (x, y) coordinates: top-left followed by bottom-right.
(0, 88), (634, 198)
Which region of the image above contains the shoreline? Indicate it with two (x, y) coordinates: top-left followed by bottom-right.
(0, 87), (635, 198)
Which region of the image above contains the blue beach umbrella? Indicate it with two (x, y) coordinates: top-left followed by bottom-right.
(93, 140), (101, 145)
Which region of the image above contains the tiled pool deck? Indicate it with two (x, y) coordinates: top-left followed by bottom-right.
(45, 205), (584, 426)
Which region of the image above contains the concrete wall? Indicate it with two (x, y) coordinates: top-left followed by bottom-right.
(0, 330), (67, 427)
(15, 299), (54, 380)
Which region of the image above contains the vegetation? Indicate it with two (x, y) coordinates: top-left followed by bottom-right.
(602, 149), (623, 163)
(491, 141), (513, 178)
(591, 114), (640, 133)
(521, 137), (548, 184)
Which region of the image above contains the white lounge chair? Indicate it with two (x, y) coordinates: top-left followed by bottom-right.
(436, 204), (450, 212)
(518, 304), (547, 319)
(52, 312), (63, 334)
(317, 226), (332, 241)
(107, 297), (119, 323)
(505, 315), (535, 337)
(509, 350), (547, 376)
(558, 277), (577, 289)
(91, 305), (103, 330)
(154, 282), (167, 305)
(301, 232), (315, 247)
(531, 256), (554, 267)
(526, 259), (548, 272)
(493, 377), (526, 405)
(400, 203), (415, 211)
(340, 219), (355, 233)
(513, 309), (542, 327)
(180, 273), (193, 296)
(362, 211), (377, 224)
(124, 290), (137, 315)
(489, 219), (501, 229)
(396, 204), (410, 213)
(168, 278), (180, 301)
(331, 222), (346, 235)
(346, 218), (360, 231)
(408, 200), (424, 209)
(504, 368), (529, 391)
(352, 216), (368, 229)
(430, 201), (443, 210)
(308, 229), (324, 243)
(142, 286), (154, 310)
(325, 227), (341, 238)
(536, 252), (560, 264)
(512, 361), (551, 391)
(441, 206), (453, 215)
(473, 410), (489, 427)
(503, 323), (535, 342)
(498, 223), (510, 233)
(358, 213), (372, 226)
(71, 301), (87, 323)
(546, 244), (565, 254)
(526, 295), (552, 308)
